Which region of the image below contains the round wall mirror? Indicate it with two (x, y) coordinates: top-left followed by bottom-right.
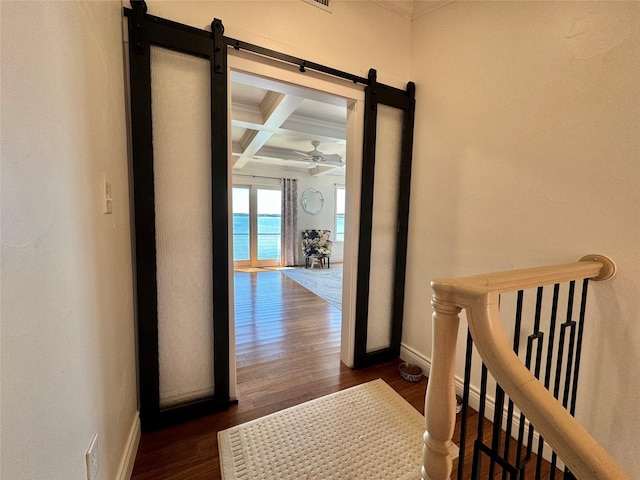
(301, 188), (324, 215)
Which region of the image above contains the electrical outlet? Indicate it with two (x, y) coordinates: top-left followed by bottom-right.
(86, 433), (99, 480)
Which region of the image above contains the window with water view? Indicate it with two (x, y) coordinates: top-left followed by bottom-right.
(232, 186), (282, 266)
(335, 185), (345, 242)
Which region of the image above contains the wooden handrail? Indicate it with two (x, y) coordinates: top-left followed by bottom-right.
(422, 255), (630, 480)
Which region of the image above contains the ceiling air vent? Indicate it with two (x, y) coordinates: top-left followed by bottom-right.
(301, 0), (332, 13)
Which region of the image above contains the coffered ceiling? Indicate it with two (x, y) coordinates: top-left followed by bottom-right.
(231, 71), (347, 176)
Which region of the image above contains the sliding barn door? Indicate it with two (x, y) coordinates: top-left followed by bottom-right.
(126, 4), (230, 431)
(354, 70), (416, 368)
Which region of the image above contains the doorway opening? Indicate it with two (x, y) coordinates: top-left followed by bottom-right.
(229, 67), (354, 397)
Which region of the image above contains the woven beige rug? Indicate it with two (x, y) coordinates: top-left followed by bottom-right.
(218, 379), (456, 480)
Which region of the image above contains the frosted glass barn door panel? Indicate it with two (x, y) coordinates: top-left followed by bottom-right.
(127, 4), (230, 431)
(354, 73), (415, 369)
(150, 46), (215, 408)
(366, 105), (403, 352)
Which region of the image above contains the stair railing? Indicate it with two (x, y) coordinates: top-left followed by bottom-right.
(422, 255), (630, 480)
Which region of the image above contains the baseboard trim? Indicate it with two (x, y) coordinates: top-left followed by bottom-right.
(399, 343), (431, 377)
(117, 411), (141, 480)
(400, 343), (518, 416)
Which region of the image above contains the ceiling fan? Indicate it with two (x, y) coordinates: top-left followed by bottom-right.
(295, 141), (344, 168)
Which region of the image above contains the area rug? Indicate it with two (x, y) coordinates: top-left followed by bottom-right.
(218, 379), (452, 480)
(280, 264), (343, 310)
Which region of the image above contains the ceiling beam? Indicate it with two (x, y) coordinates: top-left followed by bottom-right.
(232, 70), (347, 108)
(232, 144), (344, 167)
(232, 144), (304, 161)
(233, 92), (304, 169)
(232, 119), (345, 145)
(232, 105), (346, 143)
(309, 165), (339, 176)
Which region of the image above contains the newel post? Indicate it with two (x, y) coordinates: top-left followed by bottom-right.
(422, 295), (461, 480)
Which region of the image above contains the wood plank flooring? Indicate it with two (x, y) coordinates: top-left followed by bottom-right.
(131, 270), (563, 480)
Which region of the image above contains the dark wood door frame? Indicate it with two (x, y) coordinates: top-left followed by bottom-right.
(353, 69), (416, 368)
(126, 2), (230, 432)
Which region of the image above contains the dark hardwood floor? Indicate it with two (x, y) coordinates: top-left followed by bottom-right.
(131, 270), (562, 480)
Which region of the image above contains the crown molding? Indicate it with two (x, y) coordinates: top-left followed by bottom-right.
(368, 1), (455, 21)
(412, 1), (456, 20)
(369, 0), (414, 19)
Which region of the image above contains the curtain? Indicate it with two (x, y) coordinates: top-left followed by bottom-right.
(281, 178), (298, 266)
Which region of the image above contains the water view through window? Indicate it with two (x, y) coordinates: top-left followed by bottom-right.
(335, 186), (345, 242)
(233, 187), (250, 261)
(232, 187), (281, 263)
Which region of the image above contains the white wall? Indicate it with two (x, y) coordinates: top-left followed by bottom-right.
(1, 2), (138, 479)
(233, 164), (345, 263)
(9, 0), (636, 477)
(297, 170), (345, 263)
(406, 2), (639, 477)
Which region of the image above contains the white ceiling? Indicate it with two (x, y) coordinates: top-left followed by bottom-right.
(231, 71), (347, 176)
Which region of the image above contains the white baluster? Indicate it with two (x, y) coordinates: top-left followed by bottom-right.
(422, 296), (461, 480)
